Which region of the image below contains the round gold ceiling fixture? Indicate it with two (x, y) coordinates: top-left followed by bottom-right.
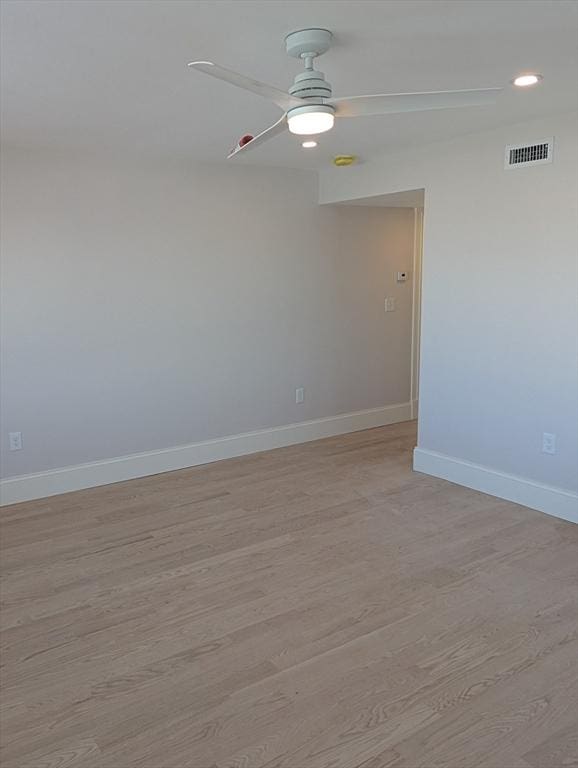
(333, 155), (356, 167)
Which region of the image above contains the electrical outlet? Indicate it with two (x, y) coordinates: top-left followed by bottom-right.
(542, 432), (556, 455)
(9, 432), (22, 451)
(384, 297), (396, 312)
(295, 387), (304, 404)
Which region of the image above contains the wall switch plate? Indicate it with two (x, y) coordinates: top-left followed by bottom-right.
(542, 432), (556, 455)
(384, 297), (396, 312)
(295, 387), (304, 404)
(9, 432), (22, 451)
(396, 271), (409, 282)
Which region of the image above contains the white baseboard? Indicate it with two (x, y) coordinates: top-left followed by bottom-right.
(413, 447), (578, 524)
(0, 402), (413, 506)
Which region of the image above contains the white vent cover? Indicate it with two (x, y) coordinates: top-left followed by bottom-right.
(504, 137), (554, 169)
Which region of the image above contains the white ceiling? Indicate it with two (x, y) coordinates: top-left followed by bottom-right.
(1, 0), (577, 170)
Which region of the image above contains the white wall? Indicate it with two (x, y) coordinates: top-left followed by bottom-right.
(0, 150), (415, 488)
(320, 111), (578, 519)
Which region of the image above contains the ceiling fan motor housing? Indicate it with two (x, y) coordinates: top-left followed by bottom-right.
(289, 69), (332, 102)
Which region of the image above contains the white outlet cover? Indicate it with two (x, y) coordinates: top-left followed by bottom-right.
(384, 297), (396, 312)
(9, 431), (22, 451)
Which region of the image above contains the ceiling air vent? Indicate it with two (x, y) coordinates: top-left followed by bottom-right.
(505, 138), (553, 169)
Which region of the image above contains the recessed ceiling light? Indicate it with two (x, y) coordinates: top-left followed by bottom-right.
(512, 74), (543, 87)
(302, 140), (318, 148)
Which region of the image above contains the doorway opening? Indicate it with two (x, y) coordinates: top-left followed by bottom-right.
(338, 187), (424, 423)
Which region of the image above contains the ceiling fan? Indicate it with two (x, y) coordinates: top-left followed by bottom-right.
(188, 28), (502, 159)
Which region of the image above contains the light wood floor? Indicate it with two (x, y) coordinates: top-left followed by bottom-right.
(1, 421), (577, 768)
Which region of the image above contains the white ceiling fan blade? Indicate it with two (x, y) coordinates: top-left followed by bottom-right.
(227, 115), (288, 159)
(329, 88), (502, 118)
(188, 61), (303, 112)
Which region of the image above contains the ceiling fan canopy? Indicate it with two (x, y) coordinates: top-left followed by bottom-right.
(188, 28), (503, 159)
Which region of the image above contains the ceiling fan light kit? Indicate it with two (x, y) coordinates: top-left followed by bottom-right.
(288, 104), (335, 135)
(188, 27), (504, 159)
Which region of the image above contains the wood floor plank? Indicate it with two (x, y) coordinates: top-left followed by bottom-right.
(1, 420), (577, 768)
(523, 721), (578, 767)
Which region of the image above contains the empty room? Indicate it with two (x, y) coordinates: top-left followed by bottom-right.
(1, 1), (577, 767)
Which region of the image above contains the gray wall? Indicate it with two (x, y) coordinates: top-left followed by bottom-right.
(320, 111), (578, 494)
(0, 151), (416, 477)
